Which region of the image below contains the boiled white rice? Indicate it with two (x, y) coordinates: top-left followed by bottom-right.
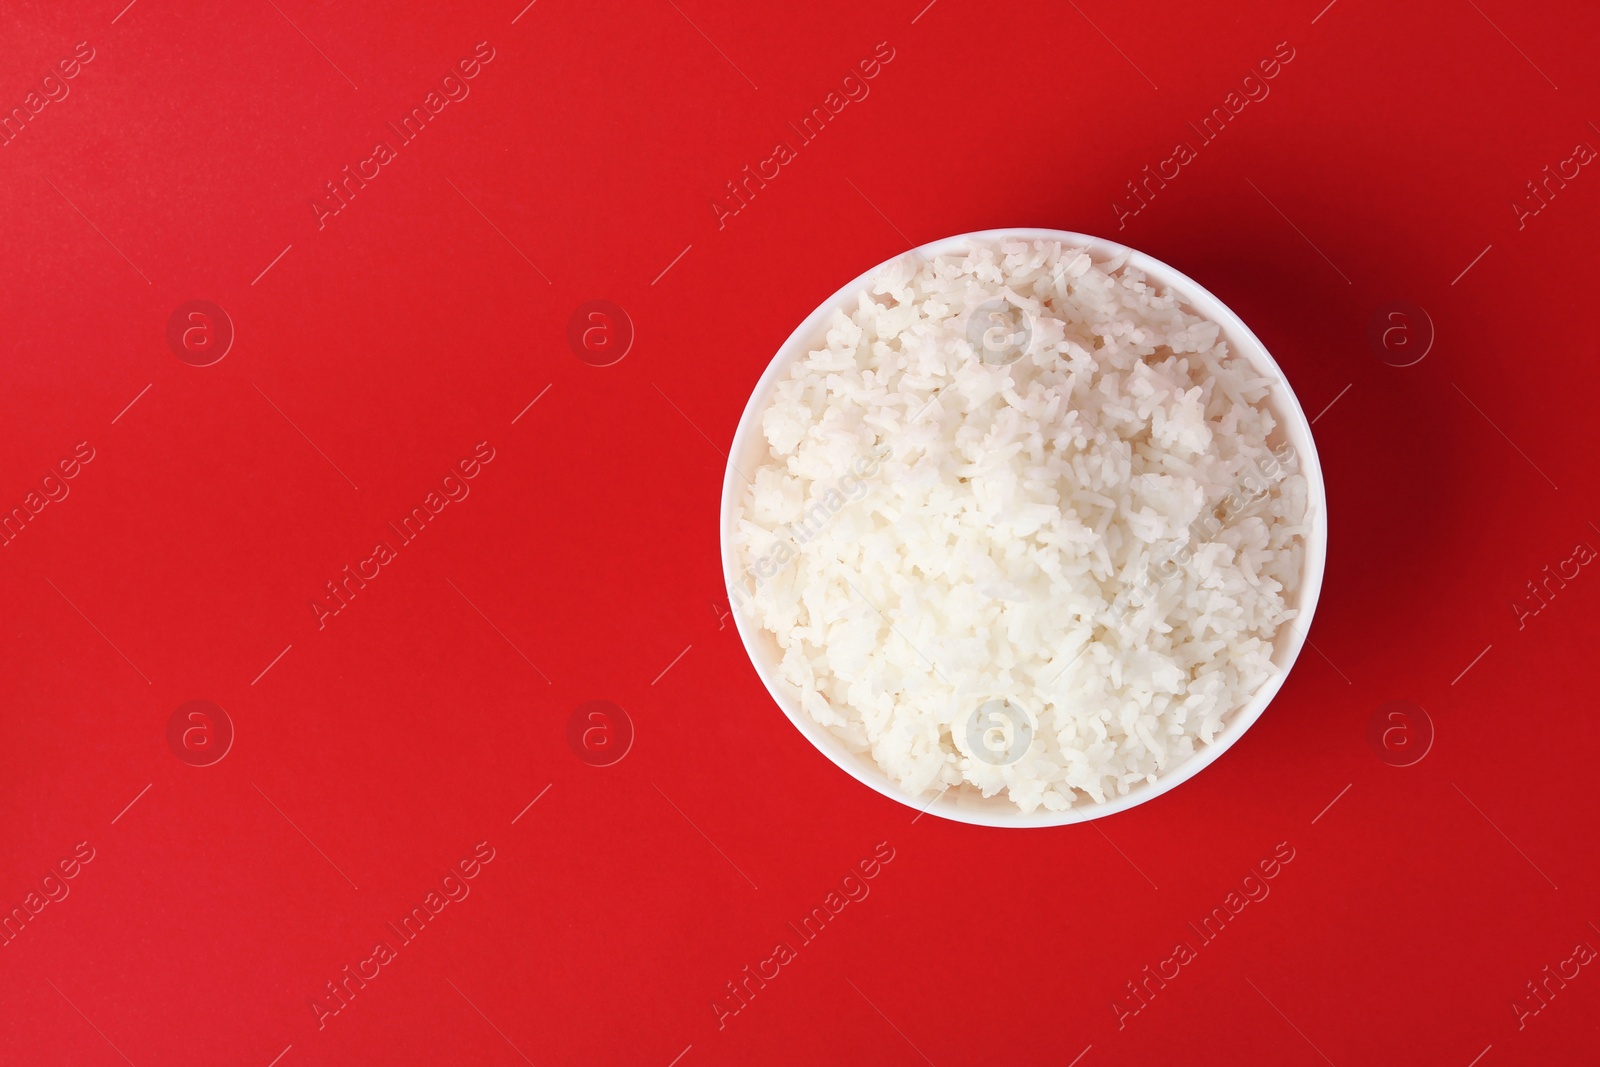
(731, 239), (1307, 814)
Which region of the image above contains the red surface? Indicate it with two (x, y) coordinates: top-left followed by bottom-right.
(2, 0), (1598, 1064)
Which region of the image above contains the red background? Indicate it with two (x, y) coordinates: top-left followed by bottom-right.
(2, 0), (1598, 1064)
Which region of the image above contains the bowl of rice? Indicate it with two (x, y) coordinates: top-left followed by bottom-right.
(721, 229), (1326, 827)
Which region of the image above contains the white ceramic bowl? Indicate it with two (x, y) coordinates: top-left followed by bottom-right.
(720, 228), (1328, 828)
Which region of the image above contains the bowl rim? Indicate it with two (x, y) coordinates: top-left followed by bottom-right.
(719, 227), (1329, 828)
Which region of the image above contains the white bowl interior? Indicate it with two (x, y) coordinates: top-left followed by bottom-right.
(720, 228), (1328, 827)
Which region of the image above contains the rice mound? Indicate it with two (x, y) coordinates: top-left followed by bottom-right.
(732, 238), (1308, 814)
